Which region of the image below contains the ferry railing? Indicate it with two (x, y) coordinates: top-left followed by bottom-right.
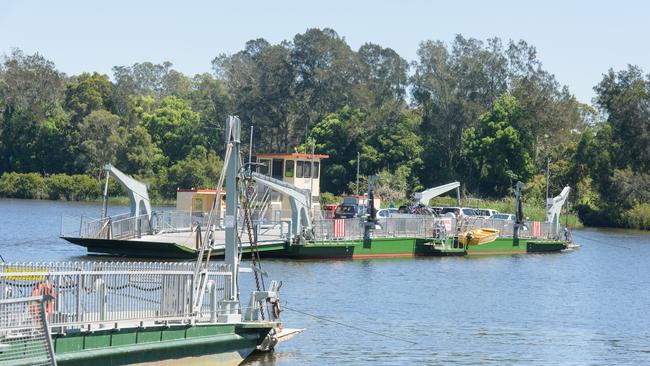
(0, 295), (57, 366)
(109, 214), (151, 239)
(311, 216), (560, 242)
(312, 217), (453, 241)
(254, 220), (291, 242)
(60, 212), (133, 239)
(0, 262), (232, 331)
(151, 211), (290, 242)
(152, 211), (214, 234)
(459, 218), (555, 240)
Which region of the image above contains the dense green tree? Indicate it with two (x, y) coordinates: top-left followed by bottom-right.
(308, 107), (364, 194)
(64, 72), (113, 123)
(361, 105), (423, 185)
(291, 28), (363, 143)
(157, 146), (223, 198)
(78, 110), (122, 177)
(461, 94), (533, 196)
(594, 65), (650, 171)
(141, 96), (204, 164)
(0, 49), (67, 174)
(189, 73), (232, 154)
(213, 40), (296, 152)
(116, 126), (165, 176)
(357, 43), (409, 108)
(111, 61), (190, 116)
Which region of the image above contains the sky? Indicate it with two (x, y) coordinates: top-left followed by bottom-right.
(1, 0), (648, 104)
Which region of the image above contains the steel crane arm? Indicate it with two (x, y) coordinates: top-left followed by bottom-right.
(104, 163), (152, 218)
(414, 182), (461, 206)
(546, 186), (571, 223)
(251, 172), (311, 207)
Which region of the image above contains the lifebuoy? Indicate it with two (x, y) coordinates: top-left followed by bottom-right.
(31, 281), (56, 319)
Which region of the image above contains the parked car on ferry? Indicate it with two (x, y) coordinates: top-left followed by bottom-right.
(489, 213), (515, 220)
(397, 205), (435, 216)
(334, 203), (359, 219)
(439, 207), (478, 217)
(376, 208), (399, 220)
(475, 208), (499, 218)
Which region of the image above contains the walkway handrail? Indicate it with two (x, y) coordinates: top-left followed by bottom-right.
(0, 262), (232, 331)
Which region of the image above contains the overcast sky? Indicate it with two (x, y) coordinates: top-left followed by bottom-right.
(1, 0), (648, 104)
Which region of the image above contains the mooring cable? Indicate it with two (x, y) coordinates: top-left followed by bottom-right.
(282, 304), (419, 346)
(571, 232), (632, 250)
(0, 234), (62, 247)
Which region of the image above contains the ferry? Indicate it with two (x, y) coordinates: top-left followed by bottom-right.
(1, 116), (300, 366)
(60, 143), (574, 260)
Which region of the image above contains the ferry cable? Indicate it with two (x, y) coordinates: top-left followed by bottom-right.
(282, 304), (419, 346)
(242, 175), (267, 320)
(0, 234), (63, 247)
(571, 232), (632, 250)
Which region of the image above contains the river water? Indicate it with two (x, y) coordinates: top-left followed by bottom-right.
(1, 198), (649, 365)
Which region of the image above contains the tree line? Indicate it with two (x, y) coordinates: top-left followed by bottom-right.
(0, 28), (648, 228)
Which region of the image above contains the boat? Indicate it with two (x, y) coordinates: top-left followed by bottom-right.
(458, 228), (499, 245)
(1, 116), (300, 366)
(60, 141), (574, 260)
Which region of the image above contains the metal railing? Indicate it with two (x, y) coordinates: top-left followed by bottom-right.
(0, 296), (57, 366)
(61, 212), (148, 240)
(312, 217), (443, 241)
(311, 216), (558, 242)
(459, 217), (556, 239)
(152, 211), (213, 234)
(0, 262), (232, 331)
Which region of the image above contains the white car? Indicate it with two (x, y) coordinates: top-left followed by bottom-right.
(376, 208), (399, 219)
(489, 213), (515, 220)
(475, 208), (499, 218)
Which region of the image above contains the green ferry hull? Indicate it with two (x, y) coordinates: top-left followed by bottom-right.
(52, 323), (274, 366)
(463, 237), (568, 255)
(261, 237), (568, 259)
(61, 236), (568, 260)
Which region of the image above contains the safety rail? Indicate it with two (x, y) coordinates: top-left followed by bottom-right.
(460, 217), (556, 240)
(61, 213), (149, 240)
(152, 211), (214, 234)
(0, 262), (232, 331)
(312, 216), (559, 241)
(0, 295), (57, 366)
(313, 217), (445, 241)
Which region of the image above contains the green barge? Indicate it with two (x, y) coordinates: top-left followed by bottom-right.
(258, 236), (569, 259)
(61, 148), (574, 261)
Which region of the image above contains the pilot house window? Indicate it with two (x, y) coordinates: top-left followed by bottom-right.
(285, 160), (294, 177)
(303, 161), (311, 178)
(272, 159), (284, 179)
(296, 161), (304, 178)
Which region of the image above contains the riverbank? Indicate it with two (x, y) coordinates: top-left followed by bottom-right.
(0, 172), (175, 205)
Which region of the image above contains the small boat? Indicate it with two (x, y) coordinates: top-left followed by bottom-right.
(458, 228), (499, 245)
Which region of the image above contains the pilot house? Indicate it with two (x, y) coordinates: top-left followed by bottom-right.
(254, 153), (328, 217)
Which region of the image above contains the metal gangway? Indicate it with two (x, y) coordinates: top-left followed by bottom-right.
(0, 295), (57, 366)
